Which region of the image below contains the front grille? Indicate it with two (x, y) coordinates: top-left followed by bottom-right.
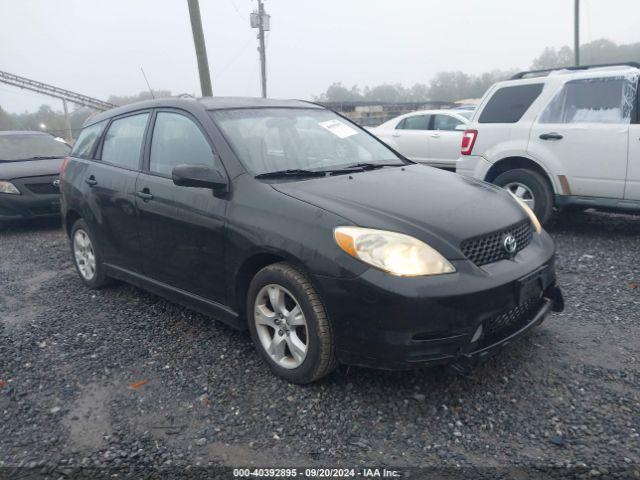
(482, 296), (544, 344)
(29, 205), (59, 216)
(460, 219), (532, 266)
(24, 179), (59, 195)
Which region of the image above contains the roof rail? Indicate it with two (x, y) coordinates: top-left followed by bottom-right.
(511, 62), (640, 80)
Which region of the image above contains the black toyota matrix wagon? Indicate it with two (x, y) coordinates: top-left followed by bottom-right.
(60, 97), (563, 384)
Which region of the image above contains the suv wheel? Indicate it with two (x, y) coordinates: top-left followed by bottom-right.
(247, 262), (337, 384)
(493, 169), (554, 224)
(70, 219), (110, 289)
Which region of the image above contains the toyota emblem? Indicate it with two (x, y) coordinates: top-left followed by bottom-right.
(503, 234), (517, 254)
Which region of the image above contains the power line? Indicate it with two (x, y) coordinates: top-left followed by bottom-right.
(214, 38), (253, 80)
(228, 0), (244, 20)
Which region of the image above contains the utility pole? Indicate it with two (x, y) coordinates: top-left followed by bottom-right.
(251, 0), (270, 98)
(61, 99), (72, 142)
(187, 0), (213, 96)
(574, 0), (580, 66)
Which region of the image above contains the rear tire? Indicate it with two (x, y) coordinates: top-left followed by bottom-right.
(70, 219), (110, 289)
(247, 262), (337, 384)
(493, 168), (554, 224)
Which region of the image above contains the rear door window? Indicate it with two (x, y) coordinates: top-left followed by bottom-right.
(478, 84), (543, 123)
(397, 115), (431, 130)
(539, 75), (638, 124)
(433, 114), (463, 131)
(71, 120), (107, 159)
(101, 113), (149, 169)
(149, 112), (215, 176)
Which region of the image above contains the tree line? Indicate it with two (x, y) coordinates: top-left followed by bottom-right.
(0, 91), (171, 138)
(315, 39), (640, 103)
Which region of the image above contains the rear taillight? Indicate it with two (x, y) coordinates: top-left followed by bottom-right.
(461, 129), (478, 156)
(60, 156), (69, 177)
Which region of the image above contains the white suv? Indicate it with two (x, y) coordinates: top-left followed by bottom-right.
(456, 63), (640, 223)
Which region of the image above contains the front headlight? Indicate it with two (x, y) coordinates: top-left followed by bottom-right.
(334, 226), (455, 277)
(0, 181), (20, 195)
(508, 192), (542, 234)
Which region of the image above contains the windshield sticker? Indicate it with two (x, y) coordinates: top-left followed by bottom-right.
(318, 119), (358, 139)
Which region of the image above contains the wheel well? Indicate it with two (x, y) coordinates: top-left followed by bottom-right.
(234, 253), (287, 320)
(485, 157), (555, 192)
(65, 210), (81, 237)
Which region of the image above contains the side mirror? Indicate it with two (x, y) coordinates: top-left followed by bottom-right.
(172, 164), (227, 191)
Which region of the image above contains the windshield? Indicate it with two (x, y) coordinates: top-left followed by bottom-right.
(0, 134), (70, 161)
(211, 108), (404, 175)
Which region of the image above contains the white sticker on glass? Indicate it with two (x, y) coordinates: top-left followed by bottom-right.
(319, 119), (358, 139)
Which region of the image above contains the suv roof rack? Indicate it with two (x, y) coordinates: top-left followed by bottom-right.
(511, 62), (640, 80)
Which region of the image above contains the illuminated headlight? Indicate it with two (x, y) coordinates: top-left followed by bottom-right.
(334, 226), (455, 277)
(0, 181), (20, 195)
(508, 192), (542, 234)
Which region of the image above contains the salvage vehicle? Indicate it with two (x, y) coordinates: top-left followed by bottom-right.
(457, 63), (640, 223)
(0, 130), (70, 226)
(367, 109), (468, 169)
(60, 97), (564, 384)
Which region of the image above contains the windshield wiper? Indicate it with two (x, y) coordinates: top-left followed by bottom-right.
(348, 162), (403, 169)
(25, 156), (64, 160)
(327, 162), (404, 175)
(255, 169), (326, 179)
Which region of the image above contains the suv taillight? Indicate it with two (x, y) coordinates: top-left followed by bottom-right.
(461, 129), (478, 156)
(60, 156), (69, 177)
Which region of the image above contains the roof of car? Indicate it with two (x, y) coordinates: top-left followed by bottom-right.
(84, 97), (323, 127)
(403, 109), (467, 116)
(496, 65), (640, 89)
(0, 130), (50, 136)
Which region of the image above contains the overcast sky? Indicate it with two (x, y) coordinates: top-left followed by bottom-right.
(1, 0), (638, 113)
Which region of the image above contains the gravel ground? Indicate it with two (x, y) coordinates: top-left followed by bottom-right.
(1, 211), (639, 478)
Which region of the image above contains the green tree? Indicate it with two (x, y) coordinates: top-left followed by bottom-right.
(316, 83), (363, 102)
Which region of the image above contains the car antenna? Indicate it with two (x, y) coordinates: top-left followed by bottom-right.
(140, 67), (155, 99)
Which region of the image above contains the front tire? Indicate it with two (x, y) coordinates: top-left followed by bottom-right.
(70, 219), (110, 289)
(247, 262), (337, 384)
(493, 168), (554, 224)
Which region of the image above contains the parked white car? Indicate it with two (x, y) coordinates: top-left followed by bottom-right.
(368, 110), (468, 168)
(457, 63), (640, 223)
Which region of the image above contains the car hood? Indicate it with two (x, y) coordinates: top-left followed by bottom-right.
(0, 158), (64, 180)
(270, 164), (527, 259)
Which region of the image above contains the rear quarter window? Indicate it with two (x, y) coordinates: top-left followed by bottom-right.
(71, 120), (107, 159)
(478, 84), (543, 123)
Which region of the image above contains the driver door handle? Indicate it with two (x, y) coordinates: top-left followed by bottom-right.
(136, 189), (154, 201)
(539, 132), (563, 140)
(391, 133), (401, 137)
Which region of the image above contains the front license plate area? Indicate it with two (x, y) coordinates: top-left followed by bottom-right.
(516, 265), (551, 304)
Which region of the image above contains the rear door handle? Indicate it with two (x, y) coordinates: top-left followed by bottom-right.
(430, 133), (441, 138)
(539, 132), (563, 140)
(136, 190), (154, 201)
(85, 176), (97, 186)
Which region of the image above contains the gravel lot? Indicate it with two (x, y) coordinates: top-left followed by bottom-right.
(1, 211), (639, 478)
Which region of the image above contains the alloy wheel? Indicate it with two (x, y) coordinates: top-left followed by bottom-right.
(254, 284), (308, 369)
(73, 229), (96, 280)
(504, 182), (536, 210)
